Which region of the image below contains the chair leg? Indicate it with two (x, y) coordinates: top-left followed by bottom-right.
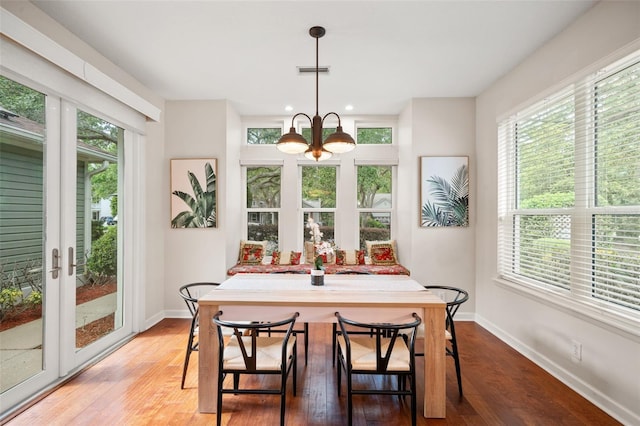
(304, 322), (309, 365)
(332, 323), (337, 366)
(180, 344), (192, 389)
(181, 320), (197, 389)
(216, 373), (223, 426)
(347, 371), (353, 426)
(410, 372), (417, 426)
(336, 352), (342, 396)
(280, 372), (287, 426)
(453, 345), (463, 397)
(293, 341), (298, 396)
(233, 373), (240, 392)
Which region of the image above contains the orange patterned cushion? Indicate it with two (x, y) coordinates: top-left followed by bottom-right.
(238, 242), (264, 265)
(335, 250), (346, 265)
(369, 243), (397, 265)
(290, 251), (302, 265)
(356, 250), (366, 265)
(271, 251), (280, 265)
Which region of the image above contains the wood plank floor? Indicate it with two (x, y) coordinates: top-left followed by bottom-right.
(4, 319), (619, 425)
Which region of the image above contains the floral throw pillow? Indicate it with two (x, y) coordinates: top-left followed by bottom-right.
(370, 243), (397, 265)
(356, 249), (366, 265)
(335, 250), (346, 265)
(271, 251), (280, 265)
(238, 241), (264, 265)
(290, 251), (302, 265)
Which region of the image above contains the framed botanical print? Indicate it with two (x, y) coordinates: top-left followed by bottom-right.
(420, 156), (469, 227)
(170, 158), (217, 228)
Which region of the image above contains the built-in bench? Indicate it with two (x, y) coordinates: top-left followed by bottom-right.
(231, 239), (409, 276)
(226, 263), (410, 276)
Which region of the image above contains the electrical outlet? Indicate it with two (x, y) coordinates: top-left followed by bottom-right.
(571, 340), (582, 361)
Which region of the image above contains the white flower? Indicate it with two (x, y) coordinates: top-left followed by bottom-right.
(315, 241), (334, 255)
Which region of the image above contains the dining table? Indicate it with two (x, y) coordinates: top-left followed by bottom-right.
(197, 272), (447, 418)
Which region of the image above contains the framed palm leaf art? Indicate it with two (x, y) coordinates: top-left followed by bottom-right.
(170, 158), (217, 228)
(420, 156), (469, 227)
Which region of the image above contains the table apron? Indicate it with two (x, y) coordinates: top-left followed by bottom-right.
(217, 305), (420, 323)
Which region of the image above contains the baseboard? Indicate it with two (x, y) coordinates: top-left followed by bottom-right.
(143, 310), (166, 331)
(475, 315), (638, 426)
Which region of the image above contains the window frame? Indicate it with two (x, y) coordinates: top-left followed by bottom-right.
(497, 51), (640, 336)
(240, 118), (398, 259)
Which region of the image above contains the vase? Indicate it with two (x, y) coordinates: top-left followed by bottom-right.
(310, 269), (325, 286)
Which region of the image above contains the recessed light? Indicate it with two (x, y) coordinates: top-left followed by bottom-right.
(345, 105), (354, 111)
(285, 105), (293, 112)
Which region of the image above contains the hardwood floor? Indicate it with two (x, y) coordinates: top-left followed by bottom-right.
(4, 319), (619, 425)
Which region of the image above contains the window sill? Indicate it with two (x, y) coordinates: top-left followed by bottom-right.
(494, 277), (640, 341)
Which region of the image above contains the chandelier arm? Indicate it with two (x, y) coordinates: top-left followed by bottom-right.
(290, 112), (313, 128)
(321, 112), (342, 127)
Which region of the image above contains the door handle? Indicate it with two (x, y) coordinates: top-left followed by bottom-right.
(49, 248), (61, 279)
(68, 247), (77, 276)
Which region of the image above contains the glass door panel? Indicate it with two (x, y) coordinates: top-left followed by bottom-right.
(74, 110), (122, 349)
(0, 76), (51, 394)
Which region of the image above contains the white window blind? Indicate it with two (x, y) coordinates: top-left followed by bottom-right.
(498, 51), (640, 318)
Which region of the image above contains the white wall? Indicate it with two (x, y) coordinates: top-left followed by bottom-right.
(475, 2), (640, 423)
(162, 101), (230, 313)
(402, 98), (476, 317)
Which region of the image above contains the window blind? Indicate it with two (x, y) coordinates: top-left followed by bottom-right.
(498, 51), (640, 317)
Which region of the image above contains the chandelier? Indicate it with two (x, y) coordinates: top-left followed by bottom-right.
(276, 26), (355, 161)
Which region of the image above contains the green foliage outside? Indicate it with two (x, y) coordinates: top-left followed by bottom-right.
(357, 127), (392, 145)
(302, 166), (336, 208)
(357, 166), (391, 208)
(247, 166), (280, 208)
(359, 228), (391, 250)
(0, 258), (43, 320)
(0, 75), (45, 124)
(87, 226), (118, 278)
(247, 128), (282, 145)
(512, 61), (640, 310)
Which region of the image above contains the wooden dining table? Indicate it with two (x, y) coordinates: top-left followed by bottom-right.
(197, 273), (447, 418)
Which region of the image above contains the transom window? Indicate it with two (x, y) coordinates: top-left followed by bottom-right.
(246, 127), (282, 145)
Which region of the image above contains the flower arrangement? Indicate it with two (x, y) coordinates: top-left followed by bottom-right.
(307, 217), (323, 244)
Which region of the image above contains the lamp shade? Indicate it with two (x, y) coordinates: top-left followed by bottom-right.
(322, 126), (356, 154)
(304, 147), (332, 161)
(276, 128), (309, 154)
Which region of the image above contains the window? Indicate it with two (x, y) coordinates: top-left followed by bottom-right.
(240, 119), (397, 258)
(498, 52), (640, 319)
(246, 166), (281, 253)
(357, 127), (392, 144)
(246, 127), (282, 145)
(357, 165), (392, 249)
(301, 166), (336, 246)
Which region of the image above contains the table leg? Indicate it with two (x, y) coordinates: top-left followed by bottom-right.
(423, 304), (446, 418)
(198, 303), (219, 413)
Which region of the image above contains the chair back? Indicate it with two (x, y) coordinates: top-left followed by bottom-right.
(213, 311), (299, 372)
(424, 285), (468, 320)
(179, 282), (219, 317)
(424, 285), (468, 343)
(335, 312), (421, 372)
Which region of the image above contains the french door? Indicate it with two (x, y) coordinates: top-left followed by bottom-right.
(0, 75), (132, 414)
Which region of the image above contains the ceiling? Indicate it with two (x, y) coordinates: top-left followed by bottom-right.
(31, 0), (597, 116)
